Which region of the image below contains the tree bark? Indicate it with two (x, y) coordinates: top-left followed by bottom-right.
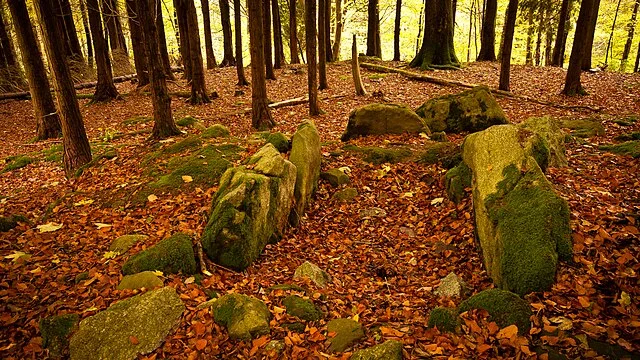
(102, 0), (128, 53)
(234, 0), (248, 84)
(635, 41), (640, 72)
(57, 0), (84, 61)
(621, 0), (639, 71)
(248, 0), (275, 129)
(289, 0), (300, 63)
(535, 6), (543, 66)
(185, 0), (210, 104)
(410, 0), (459, 69)
(318, 0), (328, 89)
(79, 0), (94, 68)
(525, 6), (534, 65)
(156, 0), (175, 80)
(273, 0), (286, 67)
(551, 0), (570, 66)
(352, 34), (366, 96)
(605, 0), (622, 65)
(0, 6), (26, 91)
(477, 0), (496, 61)
(544, 4), (553, 65)
(220, 0), (236, 66)
(415, 0), (424, 55)
(305, 0), (320, 115)
(34, 0), (92, 176)
(582, 0), (600, 70)
(393, 0), (401, 61)
(262, 0), (276, 79)
(8, 0), (62, 140)
(126, 0), (149, 86)
(202, 0), (217, 68)
(498, 0), (518, 91)
(324, 0), (332, 61)
(366, 0), (379, 56)
(563, 0), (595, 95)
(86, 0), (120, 101)
(332, 0), (343, 60)
(174, 0), (191, 80)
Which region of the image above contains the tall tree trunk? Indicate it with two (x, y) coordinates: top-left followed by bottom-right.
(393, 0), (401, 61)
(305, 0), (320, 115)
(605, 0), (622, 65)
(263, 0), (276, 79)
(551, 0), (571, 66)
(410, 0), (459, 69)
(202, 0), (217, 68)
(174, 0), (192, 80)
(8, 0), (62, 140)
(374, 1), (381, 57)
(79, 0), (94, 68)
(324, 0), (332, 61)
(248, 0), (275, 129)
(477, 0), (496, 61)
(535, 7), (543, 66)
(563, 0), (595, 95)
(498, 0), (518, 91)
(0, 6), (26, 91)
(138, 0), (179, 138)
(352, 34), (366, 95)
(234, 0), (248, 84)
(415, 0), (424, 55)
(621, 0), (639, 71)
(525, 6), (534, 65)
(220, 0), (236, 66)
(102, 0), (128, 53)
(366, 0), (378, 56)
(87, 0), (120, 101)
(582, 0), (600, 70)
(332, 0), (343, 60)
(57, 0), (84, 61)
(273, 0), (286, 67)
(318, 0), (328, 89)
(635, 41), (640, 72)
(452, 0), (457, 26)
(156, 0), (175, 80)
(467, 0), (475, 62)
(185, 0), (210, 104)
(544, 4), (553, 65)
(289, 0), (300, 63)
(126, 0), (149, 86)
(34, 0), (92, 176)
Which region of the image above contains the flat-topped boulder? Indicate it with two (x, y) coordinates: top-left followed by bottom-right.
(122, 233), (196, 275)
(211, 294), (271, 340)
(341, 103), (428, 141)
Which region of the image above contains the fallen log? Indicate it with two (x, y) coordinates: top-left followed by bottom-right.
(243, 94), (348, 113)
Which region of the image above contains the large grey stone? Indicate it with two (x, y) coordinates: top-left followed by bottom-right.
(211, 294), (271, 340)
(519, 117), (568, 168)
(342, 103), (429, 141)
(294, 261), (331, 288)
(289, 121), (321, 225)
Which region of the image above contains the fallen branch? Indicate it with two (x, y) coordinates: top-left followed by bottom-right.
(243, 94), (348, 113)
(360, 62), (601, 112)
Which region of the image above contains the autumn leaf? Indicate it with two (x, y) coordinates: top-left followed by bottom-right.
(129, 336), (139, 345)
(497, 325), (519, 340)
(37, 222), (63, 233)
(147, 194), (158, 202)
(182, 175), (193, 183)
(73, 199), (94, 206)
(4, 251), (28, 262)
(94, 223), (112, 230)
(195, 339), (207, 351)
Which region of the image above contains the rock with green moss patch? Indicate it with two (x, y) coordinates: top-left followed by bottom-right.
(614, 131), (640, 141)
(211, 294), (271, 340)
(117, 271), (163, 290)
(122, 233), (196, 275)
(3, 155), (34, 172)
(265, 340), (285, 355)
(283, 295), (323, 321)
(294, 261), (331, 287)
(40, 314), (79, 358)
(351, 340), (403, 360)
(519, 117), (568, 168)
(332, 187), (358, 202)
(110, 235), (148, 254)
(559, 118), (605, 138)
(445, 162), (471, 203)
(599, 141), (640, 158)
(264, 132), (291, 153)
(0, 214), (28, 232)
(416, 86), (508, 134)
(283, 322), (306, 332)
(431, 131), (448, 142)
(289, 121), (321, 225)
(201, 124), (230, 138)
(344, 145), (413, 165)
(202, 144), (296, 270)
(458, 289), (532, 334)
(417, 142), (461, 168)
(327, 318), (365, 352)
(463, 125), (571, 295)
(342, 103), (429, 141)
(321, 168), (350, 187)
(175, 116), (202, 128)
(69, 287), (184, 360)
(427, 307), (460, 333)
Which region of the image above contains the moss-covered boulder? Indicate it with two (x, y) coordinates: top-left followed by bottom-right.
(202, 144), (297, 270)
(176, 116), (204, 130)
(294, 261), (331, 288)
(211, 294), (271, 340)
(201, 124), (230, 138)
(614, 131), (640, 141)
(264, 132), (291, 153)
(351, 340), (403, 360)
(427, 307), (460, 333)
(110, 235), (148, 254)
(121, 233), (196, 275)
(559, 118), (605, 138)
(40, 314), (79, 358)
(117, 271), (163, 290)
(321, 168), (350, 187)
(289, 121), (321, 225)
(283, 295), (323, 321)
(333, 187), (358, 202)
(69, 287), (185, 360)
(341, 103), (429, 141)
(445, 162), (471, 203)
(458, 289), (532, 334)
(463, 125), (572, 295)
(599, 140), (640, 158)
(519, 117), (568, 168)
(430, 131), (448, 142)
(327, 318), (365, 352)
(417, 142), (461, 169)
(416, 86), (508, 134)
(0, 214), (28, 232)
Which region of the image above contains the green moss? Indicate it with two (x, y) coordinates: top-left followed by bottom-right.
(332, 187), (358, 202)
(599, 141), (640, 158)
(283, 295), (323, 321)
(43, 144), (63, 162)
(327, 318), (365, 352)
(3, 155), (34, 172)
(162, 136), (203, 155)
(458, 289), (532, 334)
(612, 116), (637, 126)
(212, 294), (271, 340)
(445, 162), (471, 203)
(39, 314), (80, 358)
(201, 124), (230, 138)
(351, 340), (403, 360)
(320, 169), (350, 187)
(176, 116), (198, 127)
(283, 322), (306, 332)
(268, 284), (307, 292)
(417, 142), (461, 169)
(123, 116), (152, 126)
(265, 132), (290, 153)
(117, 271), (163, 290)
(344, 145), (413, 165)
(0, 214), (28, 232)
(614, 132), (640, 141)
(427, 307), (460, 333)
(342, 103), (428, 141)
(121, 233), (196, 275)
(559, 119), (605, 138)
(74, 146), (118, 177)
(431, 131), (448, 142)
(110, 234), (148, 254)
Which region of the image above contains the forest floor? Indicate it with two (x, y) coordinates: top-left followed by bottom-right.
(0, 61), (639, 359)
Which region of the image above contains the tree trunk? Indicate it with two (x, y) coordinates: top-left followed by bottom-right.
(366, 0), (378, 56)
(138, 0), (180, 138)
(57, 0), (84, 61)
(202, 0), (217, 68)
(34, 0), (92, 176)
(273, 0), (286, 67)
(248, 0), (275, 129)
(604, 0), (622, 65)
(79, 0), (94, 68)
(174, 0), (192, 80)
(535, 7), (543, 66)
(87, 0), (120, 102)
(318, 0), (328, 89)
(544, 4), (553, 66)
(498, 0), (518, 91)
(410, 0), (459, 69)
(393, 0), (402, 61)
(415, 0), (424, 55)
(525, 7), (534, 65)
(305, 0), (320, 115)
(352, 34), (366, 95)
(289, 0), (300, 63)
(126, 0), (149, 86)
(635, 41), (640, 72)
(551, 0), (571, 66)
(563, 0), (595, 95)
(102, 0), (128, 53)
(324, 0), (332, 61)
(234, 0), (248, 84)
(185, 0), (210, 104)
(220, 0), (236, 66)
(621, 0), (639, 71)
(0, 6), (26, 91)
(262, 0), (276, 80)
(452, 0), (457, 26)
(582, 0), (600, 70)
(156, 0), (175, 80)
(8, 0), (62, 140)
(332, 0), (343, 60)
(477, 0), (496, 61)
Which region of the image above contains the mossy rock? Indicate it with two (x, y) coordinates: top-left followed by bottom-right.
(282, 322), (306, 333)
(40, 314), (80, 358)
(3, 155), (34, 172)
(417, 142), (461, 169)
(559, 118), (605, 138)
(427, 307), (460, 333)
(351, 340), (403, 360)
(175, 116), (199, 127)
(599, 141), (640, 158)
(458, 289), (532, 334)
(332, 187), (358, 202)
(612, 116), (637, 126)
(344, 145), (413, 165)
(294, 261), (331, 288)
(117, 271), (163, 290)
(123, 116), (152, 126)
(121, 233), (197, 275)
(268, 283), (307, 293)
(160, 136), (203, 155)
(282, 295), (323, 321)
(415, 86), (509, 133)
(326, 318), (365, 352)
(431, 131), (448, 142)
(614, 131), (640, 141)
(0, 214), (28, 232)
(342, 103), (429, 141)
(321, 168), (350, 187)
(211, 294), (271, 340)
(265, 132), (291, 153)
(519, 117), (568, 168)
(110, 234), (148, 254)
(289, 121), (321, 226)
(445, 162), (471, 203)
(201, 124), (230, 138)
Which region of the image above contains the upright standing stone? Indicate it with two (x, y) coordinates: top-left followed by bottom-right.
(289, 120), (321, 225)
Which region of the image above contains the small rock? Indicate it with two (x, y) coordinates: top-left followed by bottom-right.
(283, 322), (306, 333)
(265, 340), (285, 356)
(294, 261), (331, 288)
(433, 272), (469, 298)
(283, 295), (323, 321)
(359, 207), (387, 219)
(351, 340), (403, 360)
(122, 233), (196, 275)
(427, 307), (460, 333)
(211, 294), (271, 340)
(430, 131), (448, 142)
(234, 90), (245, 97)
(268, 283), (306, 293)
(40, 314), (79, 359)
(326, 318), (365, 352)
(332, 187), (358, 202)
(117, 271), (163, 290)
(320, 168), (350, 187)
(109, 235), (148, 254)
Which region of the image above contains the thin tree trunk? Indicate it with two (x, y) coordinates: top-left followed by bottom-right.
(234, 0), (248, 84)
(477, 0), (496, 61)
(582, 0), (600, 70)
(498, 3), (508, 59)
(635, 41), (640, 72)
(248, 0), (275, 129)
(102, 0), (128, 52)
(332, 0), (343, 60)
(551, 0), (571, 66)
(452, 0), (457, 27)
(202, 0), (217, 68)
(0, 6), (26, 91)
(87, 0), (120, 101)
(374, 1), (381, 57)
(563, 0), (595, 95)
(185, 0), (210, 104)
(621, 0), (639, 71)
(525, 7), (534, 65)
(174, 0), (191, 80)
(498, 0), (518, 91)
(156, 0), (175, 80)
(126, 0), (149, 86)
(305, 0), (320, 115)
(273, 0), (286, 67)
(393, 0), (402, 61)
(290, 0), (300, 63)
(318, 0), (328, 89)
(263, 0), (276, 79)
(367, 0), (378, 56)
(58, 0), (84, 61)
(535, 7), (543, 66)
(79, 0), (94, 68)
(8, 0), (62, 140)
(34, 0), (92, 176)
(220, 0), (236, 66)
(352, 34), (366, 95)
(415, 0), (424, 55)
(605, 0), (622, 65)
(544, 4), (553, 65)
(324, 0), (332, 61)
(467, 0), (475, 62)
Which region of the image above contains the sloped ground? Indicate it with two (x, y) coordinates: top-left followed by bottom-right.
(0, 62), (639, 359)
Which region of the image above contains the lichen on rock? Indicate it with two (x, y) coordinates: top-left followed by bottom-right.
(211, 294), (271, 341)
(351, 340), (403, 360)
(293, 261), (331, 288)
(320, 168), (350, 187)
(341, 103), (429, 141)
(289, 121), (321, 225)
(117, 271), (163, 290)
(458, 289), (532, 334)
